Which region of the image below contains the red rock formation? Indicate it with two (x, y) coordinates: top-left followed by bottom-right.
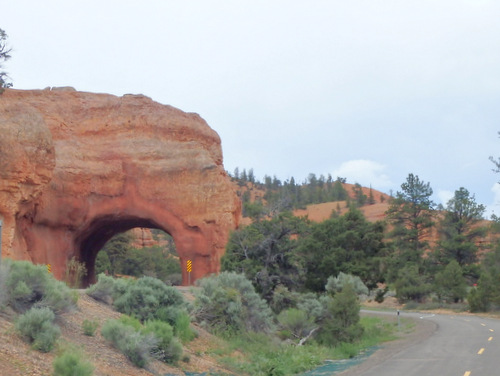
(129, 228), (159, 248)
(0, 88), (240, 285)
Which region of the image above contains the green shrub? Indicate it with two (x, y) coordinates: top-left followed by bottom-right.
(315, 285), (363, 347)
(113, 276), (185, 324)
(85, 273), (121, 304)
(468, 287), (490, 312)
(82, 319), (99, 336)
(174, 311), (196, 343)
(394, 265), (432, 303)
(277, 308), (316, 341)
(434, 260), (467, 303)
(15, 307), (60, 352)
(5, 260), (76, 314)
(101, 319), (157, 368)
(0, 263), (10, 310)
(41, 279), (79, 314)
(52, 349), (94, 376)
(374, 287), (388, 303)
(155, 305), (185, 327)
(296, 293), (326, 323)
(193, 272), (275, 334)
(325, 272), (369, 296)
(269, 284), (299, 314)
(143, 320), (182, 364)
(119, 315), (142, 331)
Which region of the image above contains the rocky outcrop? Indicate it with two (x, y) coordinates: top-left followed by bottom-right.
(0, 88), (240, 285)
(129, 228), (159, 248)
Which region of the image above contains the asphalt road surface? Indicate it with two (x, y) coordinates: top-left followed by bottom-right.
(341, 310), (500, 376)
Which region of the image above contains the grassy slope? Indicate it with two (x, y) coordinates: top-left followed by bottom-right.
(0, 291), (232, 376)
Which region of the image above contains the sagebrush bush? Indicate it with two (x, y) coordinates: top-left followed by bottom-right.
(193, 272), (275, 334)
(325, 272), (369, 296)
(113, 276), (185, 324)
(0, 263), (10, 310)
(85, 273), (122, 304)
(52, 349), (94, 376)
(296, 293), (326, 322)
(4, 260), (77, 314)
(119, 315), (143, 331)
(143, 320), (182, 364)
(101, 319), (158, 368)
(82, 319), (99, 336)
(15, 306), (60, 352)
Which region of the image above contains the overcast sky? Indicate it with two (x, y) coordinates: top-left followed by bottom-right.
(3, 1), (500, 215)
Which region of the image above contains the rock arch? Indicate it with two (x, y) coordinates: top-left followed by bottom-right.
(0, 89), (240, 285)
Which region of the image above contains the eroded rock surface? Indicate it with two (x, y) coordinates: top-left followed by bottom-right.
(0, 88), (240, 285)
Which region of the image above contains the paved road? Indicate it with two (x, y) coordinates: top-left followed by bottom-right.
(342, 310), (500, 376)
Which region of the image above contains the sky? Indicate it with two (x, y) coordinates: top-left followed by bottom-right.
(3, 1), (500, 215)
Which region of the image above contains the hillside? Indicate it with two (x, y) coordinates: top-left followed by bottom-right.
(293, 201), (389, 223)
(0, 290), (232, 376)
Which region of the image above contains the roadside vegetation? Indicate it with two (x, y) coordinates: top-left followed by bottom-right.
(95, 230), (182, 285)
(4, 163), (500, 374)
(227, 168), (500, 315)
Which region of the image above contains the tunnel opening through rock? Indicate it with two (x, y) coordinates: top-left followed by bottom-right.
(95, 228), (181, 285)
(76, 215), (180, 286)
(0, 89), (240, 287)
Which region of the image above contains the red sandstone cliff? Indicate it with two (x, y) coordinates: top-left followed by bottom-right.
(0, 88), (240, 285)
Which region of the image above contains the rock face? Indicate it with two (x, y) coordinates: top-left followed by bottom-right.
(0, 88), (240, 285)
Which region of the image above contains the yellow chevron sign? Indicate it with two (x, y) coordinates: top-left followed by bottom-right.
(47, 264), (52, 273)
(186, 259), (192, 273)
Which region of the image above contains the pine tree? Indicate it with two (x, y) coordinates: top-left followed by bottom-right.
(435, 187), (486, 266)
(0, 28), (12, 93)
(386, 173), (435, 262)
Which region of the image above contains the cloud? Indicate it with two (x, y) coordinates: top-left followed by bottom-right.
(331, 160), (392, 190)
(437, 190), (454, 206)
(486, 183), (500, 217)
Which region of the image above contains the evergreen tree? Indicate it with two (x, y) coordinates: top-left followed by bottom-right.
(298, 207), (385, 292)
(248, 168), (255, 183)
(316, 284), (363, 346)
(330, 178), (348, 201)
(368, 185), (376, 205)
(435, 187), (486, 266)
(221, 213), (309, 301)
(352, 183), (367, 207)
(233, 167), (240, 180)
(468, 221), (500, 311)
(0, 28), (12, 93)
(434, 260), (466, 303)
(98, 232), (133, 275)
(386, 173), (435, 267)
(394, 264), (432, 303)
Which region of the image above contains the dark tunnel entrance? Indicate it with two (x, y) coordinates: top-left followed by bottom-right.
(76, 215), (181, 287)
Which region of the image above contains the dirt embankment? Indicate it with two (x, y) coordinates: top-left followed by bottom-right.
(0, 291), (231, 376)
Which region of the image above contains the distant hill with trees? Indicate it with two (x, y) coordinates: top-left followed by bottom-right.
(224, 168), (500, 313)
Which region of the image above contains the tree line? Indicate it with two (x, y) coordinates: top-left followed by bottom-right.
(229, 167), (383, 217)
(223, 171), (500, 312)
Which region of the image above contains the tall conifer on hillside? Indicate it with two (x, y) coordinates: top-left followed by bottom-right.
(385, 173), (435, 280)
(0, 28), (12, 93)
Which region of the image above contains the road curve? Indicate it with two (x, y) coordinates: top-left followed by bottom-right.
(340, 310), (500, 376)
